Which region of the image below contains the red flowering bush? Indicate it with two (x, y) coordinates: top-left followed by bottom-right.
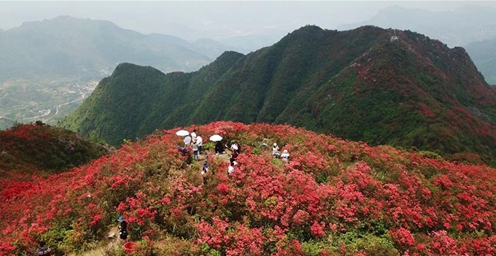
(1, 121), (496, 255)
(0, 123), (108, 176)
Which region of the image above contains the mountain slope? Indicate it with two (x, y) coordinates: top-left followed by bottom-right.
(337, 5), (496, 85)
(2, 122), (496, 255)
(61, 25), (496, 165)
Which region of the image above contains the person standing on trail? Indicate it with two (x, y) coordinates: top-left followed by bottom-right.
(202, 160), (209, 175)
(197, 134), (203, 155)
(230, 146), (239, 166)
(192, 140), (199, 160)
(118, 216), (128, 240)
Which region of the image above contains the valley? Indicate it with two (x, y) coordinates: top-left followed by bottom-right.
(0, 78), (98, 129)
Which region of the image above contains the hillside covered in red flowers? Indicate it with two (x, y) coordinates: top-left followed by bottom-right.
(0, 122), (109, 178)
(1, 121), (496, 255)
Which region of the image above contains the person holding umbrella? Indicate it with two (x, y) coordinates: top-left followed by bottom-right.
(210, 135), (224, 155)
(176, 130), (191, 147)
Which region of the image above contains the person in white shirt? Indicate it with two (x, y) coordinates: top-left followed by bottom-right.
(273, 143), (280, 158)
(281, 149), (290, 162)
(191, 129), (197, 141)
(184, 135), (191, 146)
(196, 135), (203, 155)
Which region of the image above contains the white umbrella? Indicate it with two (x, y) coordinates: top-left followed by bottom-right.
(176, 130), (189, 136)
(209, 134), (222, 142)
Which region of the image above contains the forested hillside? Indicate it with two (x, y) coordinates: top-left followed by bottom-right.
(61, 25), (496, 165)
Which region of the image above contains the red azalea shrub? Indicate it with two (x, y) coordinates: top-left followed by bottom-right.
(1, 121), (496, 255)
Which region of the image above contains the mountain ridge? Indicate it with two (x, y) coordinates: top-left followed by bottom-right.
(337, 4), (496, 84)
(61, 25), (496, 165)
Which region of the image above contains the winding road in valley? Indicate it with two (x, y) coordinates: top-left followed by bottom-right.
(23, 85), (87, 121)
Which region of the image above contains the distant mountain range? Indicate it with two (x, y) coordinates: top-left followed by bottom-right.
(60, 25), (496, 165)
(0, 15), (218, 82)
(339, 5), (496, 47)
(0, 16), (241, 130)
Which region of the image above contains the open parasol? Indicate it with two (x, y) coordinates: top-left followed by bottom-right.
(175, 130), (189, 136)
(209, 134), (223, 141)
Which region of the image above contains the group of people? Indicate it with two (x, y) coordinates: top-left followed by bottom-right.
(212, 140), (241, 174)
(179, 129), (203, 160)
(272, 142), (290, 162)
(178, 129), (290, 175)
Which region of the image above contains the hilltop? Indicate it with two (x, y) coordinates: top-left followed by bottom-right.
(1, 122), (496, 255)
(0, 122), (110, 178)
(61, 25), (496, 165)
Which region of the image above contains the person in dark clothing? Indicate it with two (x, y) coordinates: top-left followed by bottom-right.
(118, 216), (128, 240)
(202, 161), (209, 175)
(37, 241), (52, 255)
(177, 146), (189, 155)
(215, 141), (225, 154)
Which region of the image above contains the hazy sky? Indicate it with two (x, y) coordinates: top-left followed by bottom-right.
(1, 1), (495, 40)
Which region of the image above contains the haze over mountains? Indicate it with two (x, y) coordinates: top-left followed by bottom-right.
(61, 25), (496, 165)
(339, 5), (496, 47)
(0, 16), (216, 81)
(0, 16), (240, 130)
(465, 38), (496, 86)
